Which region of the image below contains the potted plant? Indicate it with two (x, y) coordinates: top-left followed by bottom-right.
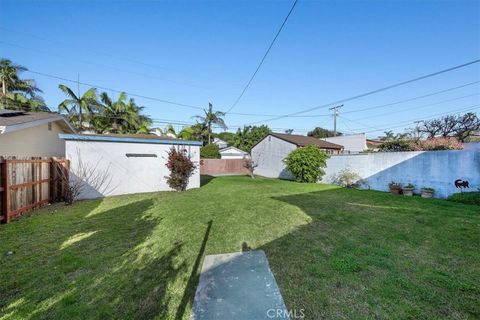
(402, 183), (415, 196)
(421, 187), (434, 198)
(388, 181), (402, 195)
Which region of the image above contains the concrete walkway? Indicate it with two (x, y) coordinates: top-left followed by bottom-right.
(191, 250), (289, 320)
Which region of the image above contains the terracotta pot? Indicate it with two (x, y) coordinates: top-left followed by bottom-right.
(402, 188), (414, 196)
(421, 189), (434, 198)
(389, 187), (401, 195)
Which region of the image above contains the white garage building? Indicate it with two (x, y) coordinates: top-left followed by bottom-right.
(251, 132), (343, 179)
(59, 134), (202, 199)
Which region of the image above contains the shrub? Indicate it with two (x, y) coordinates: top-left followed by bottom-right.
(379, 140), (414, 152)
(332, 168), (363, 188)
(379, 138), (463, 152)
(447, 192), (480, 206)
(283, 145), (329, 183)
(200, 143), (221, 159)
(388, 181), (402, 190)
(165, 148), (197, 191)
(415, 137), (463, 151)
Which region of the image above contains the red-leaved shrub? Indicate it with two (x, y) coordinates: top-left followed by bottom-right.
(165, 148), (197, 191)
(413, 137), (463, 151)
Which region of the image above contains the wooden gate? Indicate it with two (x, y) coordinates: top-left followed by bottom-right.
(0, 157), (69, 223)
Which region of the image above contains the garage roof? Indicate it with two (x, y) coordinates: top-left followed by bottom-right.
(59, 133), (203, 146)
(270, 132), (343, 149)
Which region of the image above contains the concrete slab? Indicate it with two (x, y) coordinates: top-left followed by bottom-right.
(191, 250), (289, 320)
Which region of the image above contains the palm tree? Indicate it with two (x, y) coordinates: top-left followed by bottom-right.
(58, 84), (99, 131)
(97, 91), (152, 134)
(0, 58), (41, 109)
(193, 103), (227, 144)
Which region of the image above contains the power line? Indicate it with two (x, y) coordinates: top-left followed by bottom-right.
(341, 80), (480, 115)
(341, 103), (480, 134)
(245, 59), (480, 125)
(351, 92), (480, 122)
(225, 0), (299, 113)
(26, 69), (206, 111)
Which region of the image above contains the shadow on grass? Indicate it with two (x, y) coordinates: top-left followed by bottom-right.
(175, 220), (213, 320)
(200, 175), (215, 187)
(257, 188), (480, 319)
(0, 198), (187, 319)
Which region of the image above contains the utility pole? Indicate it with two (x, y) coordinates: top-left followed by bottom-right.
(77, 73), (82, 131)
(329, 104), (343, 136)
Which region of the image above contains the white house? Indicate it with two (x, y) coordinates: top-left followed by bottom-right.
(322, 133), (367, 153)
(213, 138), (228, 149)
(219, 146), (249, 159)
(59, 133), (202, 199)
(0, 110), (75, 157)
(251, 132), (343, 179)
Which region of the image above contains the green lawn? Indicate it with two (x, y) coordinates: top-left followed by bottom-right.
(1, 176), (479, 319)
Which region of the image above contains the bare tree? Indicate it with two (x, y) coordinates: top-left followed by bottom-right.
(418, 113), (480, 142)
(243, 157), (258, 179)
(53, 151), (113, 204)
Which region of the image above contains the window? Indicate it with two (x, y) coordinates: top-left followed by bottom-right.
(125, 153), (157, 158)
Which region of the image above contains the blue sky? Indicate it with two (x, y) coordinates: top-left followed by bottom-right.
(1, 0), (479, 138)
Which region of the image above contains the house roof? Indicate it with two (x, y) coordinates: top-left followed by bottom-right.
(0, 110), (75, 134)
(59, 133), (203, 146)
(269, 132), (343, 149)
(219, 146), (248, 154)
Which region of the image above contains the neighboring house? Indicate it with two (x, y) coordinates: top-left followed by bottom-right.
(219, 146), (249, 159)
(251, 132), (343, 179)
(0, 110), (75, 157)
(59, 133), (202, 199)
(323, 133), (367, 153)
(213, 138), (228, 149)
(366, 139), (382, 151)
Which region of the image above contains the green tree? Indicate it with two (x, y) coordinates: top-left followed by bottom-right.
(58, 85), (100, 131)
(307, 127), (338, 138)
(284, 145), (329, 183)
(0, 58), (44, 110)
(97, 92), (152, 134)
(200, 143), (221, 159)
(232, 125), (271, 152)
(193, 103), (227, 144)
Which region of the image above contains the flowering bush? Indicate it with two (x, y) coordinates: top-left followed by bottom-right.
(414, 137), (463, 151)
(165, 148), (197, 191)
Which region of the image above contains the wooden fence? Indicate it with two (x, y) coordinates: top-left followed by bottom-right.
(0, 157), (69, 224)
(200, 159), (250, 176)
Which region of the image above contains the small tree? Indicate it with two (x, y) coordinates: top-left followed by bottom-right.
(284, 145), (329, 183)
(200, 143), (221, 159)
(243, 157), (258, 179)
(165, 148), (197, 191)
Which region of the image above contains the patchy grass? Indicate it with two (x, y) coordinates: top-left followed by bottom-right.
(447, 191), (480, 206)
(0, 176), (479, 319)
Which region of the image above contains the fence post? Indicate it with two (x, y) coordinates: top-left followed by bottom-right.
(1, 159), (10, 224)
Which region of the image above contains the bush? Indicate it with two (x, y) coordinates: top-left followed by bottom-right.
(165, 148), (197, 191)
(332, 168), (363, 188)
(379, 140), (414, 152)
(284, 145), (329, 183)
(447, 192), (480, 206)
(379, 138), (463, 152)
(200, 143), (221, 159)
(415, 137), (463, 151)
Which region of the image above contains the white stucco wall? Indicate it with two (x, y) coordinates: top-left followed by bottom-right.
(323, 133), (367, 153)
(251, 135), (297, 179)
(65, 140), (200, 199)
(0, 122), (66, 157)
(323, 150), (480, 198)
